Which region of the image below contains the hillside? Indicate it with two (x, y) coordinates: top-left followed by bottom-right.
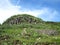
(3, 14), (43, 25)
(0, 14), (60, 45)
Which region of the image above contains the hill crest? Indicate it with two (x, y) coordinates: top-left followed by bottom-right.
(3, 14), (43, 25)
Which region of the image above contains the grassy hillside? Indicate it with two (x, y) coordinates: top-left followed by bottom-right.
(3, 14), (43, 25)
(0, 14), (60, 45)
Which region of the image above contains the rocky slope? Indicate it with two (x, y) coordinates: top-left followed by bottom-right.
(3, 14), (43, 25)
(0, 14), (60, 45)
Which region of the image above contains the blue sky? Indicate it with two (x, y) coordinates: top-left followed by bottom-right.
(0, 0), (60, 24)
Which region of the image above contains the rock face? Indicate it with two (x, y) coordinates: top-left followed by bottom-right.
(35, 30), (58, 36)
(3, 14), (43, 25)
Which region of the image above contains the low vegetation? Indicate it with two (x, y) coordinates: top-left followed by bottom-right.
(0, 14), (60, 45)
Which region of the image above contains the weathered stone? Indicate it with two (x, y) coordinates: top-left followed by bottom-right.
(35, 30), (58, 36)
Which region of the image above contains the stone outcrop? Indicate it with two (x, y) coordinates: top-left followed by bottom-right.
(3, 14), (43, 25)
(35, 30), (58, 36)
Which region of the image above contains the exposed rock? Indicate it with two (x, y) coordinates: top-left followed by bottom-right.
(35, 30), (58, 36)
(3, 14), (43, 25)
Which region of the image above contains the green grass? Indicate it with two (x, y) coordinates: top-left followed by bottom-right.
(0, 24), (60, 45)
(0, 14), (60, 45)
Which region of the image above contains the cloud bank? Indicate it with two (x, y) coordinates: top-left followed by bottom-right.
(0, 0), (39, 24)
(0, 0), (60, 24)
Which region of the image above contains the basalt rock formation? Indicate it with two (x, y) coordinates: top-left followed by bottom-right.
(3, 14), (43, 25)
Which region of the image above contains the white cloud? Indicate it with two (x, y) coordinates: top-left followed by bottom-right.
(0, 0), (44, 24)
(38, 8), (59, 21)
(0, 0), (21, 24)
(0, 0), (59, 24)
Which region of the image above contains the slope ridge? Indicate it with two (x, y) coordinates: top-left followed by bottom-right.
(3, 14), (43, 25)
